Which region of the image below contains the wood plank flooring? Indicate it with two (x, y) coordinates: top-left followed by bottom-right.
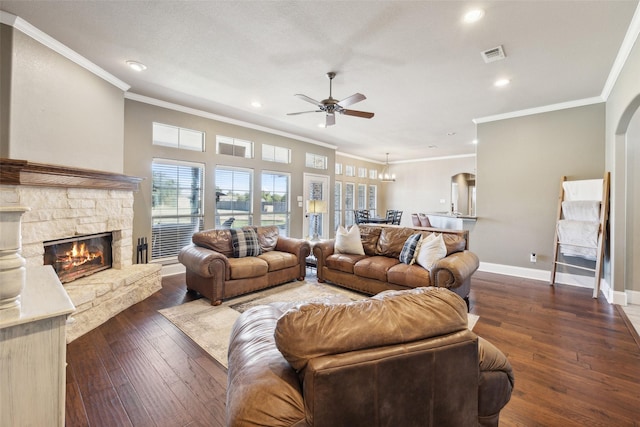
(65, 272), (640, 426)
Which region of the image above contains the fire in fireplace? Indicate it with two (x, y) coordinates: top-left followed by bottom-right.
(44, 232), (113, 283)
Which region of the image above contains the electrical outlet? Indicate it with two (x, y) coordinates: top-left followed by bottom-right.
(530, 253), (537, 263)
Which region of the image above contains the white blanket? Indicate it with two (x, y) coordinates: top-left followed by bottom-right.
(562, 179), (603, 201)
(557, 220), (599, 261)
(562, 200), (601, 222)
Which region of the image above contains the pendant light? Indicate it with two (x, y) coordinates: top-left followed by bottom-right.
(380, 153), (396, 182)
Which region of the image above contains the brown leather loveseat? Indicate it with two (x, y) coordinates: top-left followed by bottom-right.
(178, 225), (310, 305)
(314, 224), (479, 306)
(226, 286), (514, 426)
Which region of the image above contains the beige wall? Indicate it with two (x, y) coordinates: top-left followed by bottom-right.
(475, 103), (605, 271)
(0, 24), (125, 173)
(124, 99), (336, 256)
(606, 34), (640, 295)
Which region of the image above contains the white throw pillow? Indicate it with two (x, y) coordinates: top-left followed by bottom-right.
(416, 233), (446, 270)
(334, 224), (365, 255)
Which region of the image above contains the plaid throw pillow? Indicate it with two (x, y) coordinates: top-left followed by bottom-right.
(399, 233), (422, 265)
(229, 228), (262, 258)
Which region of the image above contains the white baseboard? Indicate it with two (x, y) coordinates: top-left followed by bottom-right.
(477, 262), (626, 304)
(626, 289), (640, 305)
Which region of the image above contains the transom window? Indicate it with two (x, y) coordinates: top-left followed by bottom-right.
(217, 135), (254, 158)
(305, 153), (328, 170)
(152, 122), (204, 152)
(262, 144), (291, 164)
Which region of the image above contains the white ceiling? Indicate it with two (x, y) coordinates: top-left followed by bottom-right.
(1, 1), (637, 163)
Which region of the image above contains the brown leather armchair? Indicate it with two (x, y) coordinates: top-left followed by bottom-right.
(227, 287), (514, 427)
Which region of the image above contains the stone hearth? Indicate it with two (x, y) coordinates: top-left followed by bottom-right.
(1, 159), (162, 342)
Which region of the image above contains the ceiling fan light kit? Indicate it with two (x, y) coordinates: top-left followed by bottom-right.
(287, 72), (375, 127)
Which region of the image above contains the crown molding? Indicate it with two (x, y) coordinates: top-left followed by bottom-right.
(335, 151), (384, 164)
(0, 11), (130, 91)
(391, 153), (476, 164)
(601, 1), (640, 100)
(472, 96), (603, 124)
(125, 93), (338, 150)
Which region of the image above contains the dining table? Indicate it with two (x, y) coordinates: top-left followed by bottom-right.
(365, 217), (391, 224)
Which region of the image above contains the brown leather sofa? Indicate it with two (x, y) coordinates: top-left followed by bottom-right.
(227, 287), (514, 427)
(178, 226), (310, 305)
(314, 224), (479, 306)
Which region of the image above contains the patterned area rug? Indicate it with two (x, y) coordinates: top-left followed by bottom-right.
(159, 280), (479, 369)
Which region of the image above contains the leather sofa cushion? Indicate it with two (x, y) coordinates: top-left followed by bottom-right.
(387, 263), (431, 287)
(358, 225), (382, 256)
(325, 253), (367, 273)
(258, 251), (298, 272)
(354, 256), (400, 281)
(192, 229), (233, 257)
(441, 233), (467, 255)
(376, 227), (415, 258)
(274, 287), (468, 372)
(228, 257), (269, 279)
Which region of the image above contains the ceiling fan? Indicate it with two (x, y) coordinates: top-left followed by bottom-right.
(287, 72), (374, 127)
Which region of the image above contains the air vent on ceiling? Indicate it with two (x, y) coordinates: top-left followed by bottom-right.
(481, 45), (506, 63)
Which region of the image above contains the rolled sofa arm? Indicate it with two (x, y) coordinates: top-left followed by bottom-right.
(478, 337), (514, 427)
(178, 244), (230, 278)
(276, 236), (311, 279)
(430, 250), (479, 289)
(312, 240), (335, 282)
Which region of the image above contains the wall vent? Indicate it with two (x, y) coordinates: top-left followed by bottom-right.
(481, 45), (506, 63)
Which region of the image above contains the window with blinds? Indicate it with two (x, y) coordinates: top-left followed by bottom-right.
(344, 182), (355, 227)
(358, 183), (366, 210)
(334, 181), (342, 229)
(151, 160), (204, 261)
(368, 184), (377, 217)
(215, 167), (253, 227)
(261, 171), (290, 236)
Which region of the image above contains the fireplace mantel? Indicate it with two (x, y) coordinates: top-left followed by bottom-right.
(0, 158), (142, 191)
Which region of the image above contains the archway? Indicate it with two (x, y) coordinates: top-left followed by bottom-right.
(614, 94), (640, 299)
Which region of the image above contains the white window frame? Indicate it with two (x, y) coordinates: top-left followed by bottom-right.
(344, 182), (355, 227)
(152, 122), (205, 152)
(357, 183), (367, 210)
(261, 170), (291, 236)
(335, 163), (343, 175)
(334, 181), (342, 229)
(306, 153), (328, 170)
(368, 184), (377, 217)
(216, 135), (254, 158)
(215, 166), (254, 227)
(345, 165), (355, 177)
(369, 169), (378, 180)
(262, 144), (291, 164)
(358, 167), (367, 178)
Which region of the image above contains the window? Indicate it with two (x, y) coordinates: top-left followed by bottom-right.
(344, 183), (355, 227)
(358, 167), (367, 178)
(151, 159), (204, 261)
(335, 163), (343, 175)
(152, 122), (204, 151)
(368, 185), (377, 217)
(358, 184), (366, 210)
(334, 181), (342, 229)
(215, 167), (253, 227)
(369, 169), (378, 180)
(305, 153), (328, 170)
(262, 144), (291, 164)
(345, 165), (355, 177)
(261, 171), (290, 236)
(217, 135), (253, 158)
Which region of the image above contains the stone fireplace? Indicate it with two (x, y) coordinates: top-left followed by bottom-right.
(0, 159), (162, 342)
(44, 232), (113, 283)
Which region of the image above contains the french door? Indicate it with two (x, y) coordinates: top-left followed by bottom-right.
(303, 173), (330, 239)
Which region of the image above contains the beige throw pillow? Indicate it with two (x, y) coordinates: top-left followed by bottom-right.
(416, 233), (446, 270)
(335, 224), (365, 255)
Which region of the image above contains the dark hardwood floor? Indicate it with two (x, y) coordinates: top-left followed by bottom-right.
(65, 271), (640, 426)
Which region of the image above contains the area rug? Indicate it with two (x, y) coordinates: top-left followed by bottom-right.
(159, 281), (479, 368)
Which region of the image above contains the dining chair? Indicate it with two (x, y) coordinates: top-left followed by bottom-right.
(393, 211), (403, 225)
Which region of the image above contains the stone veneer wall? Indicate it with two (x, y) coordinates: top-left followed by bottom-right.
(0, 185), (134, 267)
(0, 183), (162, 342)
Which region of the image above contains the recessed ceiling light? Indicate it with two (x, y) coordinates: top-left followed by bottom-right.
(428, 145), (438, 149)
(317, 123), (326, 128)
(464, 9), (485, 23)
(494, 78), (510, 87)
(126, 60), (147, 72)
(447, 132), (456, 136)
(251, 101), (262, 108)
(472, 139), (478, 144)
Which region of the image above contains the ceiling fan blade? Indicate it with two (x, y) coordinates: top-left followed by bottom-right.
(338, 93), (366, 108)
(287, 110), (323, 116)
(342, 109), (375, 119)
(294, 94), (323, 107)
(326, 113), (336, 127)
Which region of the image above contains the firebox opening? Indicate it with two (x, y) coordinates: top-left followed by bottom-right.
(44, 232), (113, 283)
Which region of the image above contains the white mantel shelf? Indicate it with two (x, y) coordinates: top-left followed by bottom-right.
(0, 265), (75, 427)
